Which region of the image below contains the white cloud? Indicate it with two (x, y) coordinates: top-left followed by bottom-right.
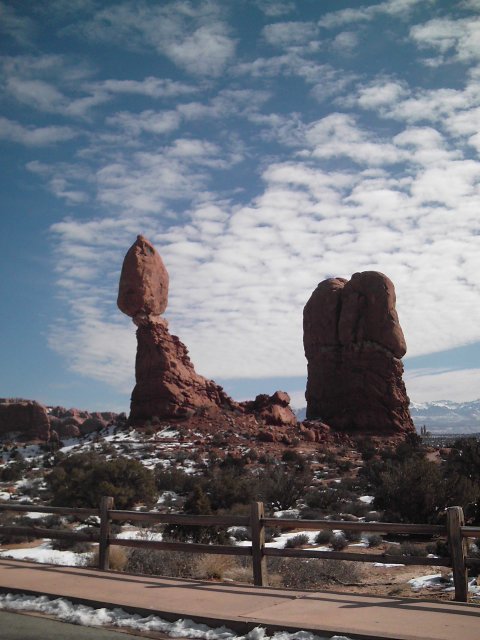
(0, 116), (76, 146)
(332, 31), (359, 53)
(319, 0), (428, 28)
(1, 54), (109, 118)
(410, 17), (480, 63)
(254, 0), (295, 17)
(74, 1), (236, 77)
(90, 77), (198, 99)
(262, 21), (319, 48)
(107, 110), (181, 136)
(405, 368), (480, 403)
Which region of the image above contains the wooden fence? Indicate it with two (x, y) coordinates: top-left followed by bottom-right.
(1, 500), (479, 602)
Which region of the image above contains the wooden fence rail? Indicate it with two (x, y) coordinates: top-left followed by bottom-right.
(1, 501), (479, 602)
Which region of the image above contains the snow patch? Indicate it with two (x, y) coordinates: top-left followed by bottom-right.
(0, 593), (351, 639)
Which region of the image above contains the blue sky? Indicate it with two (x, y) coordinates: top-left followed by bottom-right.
(1, 0), (480, 412)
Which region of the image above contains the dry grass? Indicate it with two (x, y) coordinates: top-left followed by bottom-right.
(89, 545), (129, 572)
(193, 554), (236, 580)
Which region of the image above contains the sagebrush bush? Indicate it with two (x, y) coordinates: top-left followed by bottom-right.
(269, 558), (363, 589)
(285, 533), (309, 548)
(315, 529), (334, 545)
(331, 533), (348, 551)
(366, 534), (383, 548)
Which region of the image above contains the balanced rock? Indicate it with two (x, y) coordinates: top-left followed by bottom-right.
(303, 271), (414, 435)
(118, 236), (238, 422)
(117, 235), (169, 322)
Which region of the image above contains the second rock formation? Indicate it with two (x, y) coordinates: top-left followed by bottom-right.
(303, 271), (414, 435)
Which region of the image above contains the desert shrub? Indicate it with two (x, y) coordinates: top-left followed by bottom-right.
(331, 533), (348, 551)
(203, 468), (259, 511)
(47, 452), (158, 509)
(164, 486), (229, 544)
(1, 461), (26, 482)
(305, 489), (339, 512)
(285, 533), (309, 548)
(230, 527), (250, 542)
(51, 538), (93, 553)
(373, 458), (447, 524)
(258, 464), (313, 510)
(315, 529), (334, 545)
(398, 542), (428, 557)
(154, 467), (195, 494)
(342, 502), (370, 518)
(265, 526), (281, 543)
(344, 529), (362, 543)
(366, 534), (383, 548)
(125, 548), (197, 578)
(0, 515), (38, 544)
(426, 539), (450, 558)
(270, 558), (363, 589)
(281, 450), (307, 466)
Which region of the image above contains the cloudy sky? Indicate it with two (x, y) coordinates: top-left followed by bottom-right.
(1, 0), (480, 412)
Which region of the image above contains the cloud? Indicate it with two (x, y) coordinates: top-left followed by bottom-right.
(1, 54), (109, 118)
(410, 16), (480, 63)
(262, 21), (319, 48)
(319, 0), (430, 29)
(405, 368), (480, 403)
(89, 77), (198, 99)
(0, 117), (76, 146)
(73, 1), (237, 76)
(254, 0), (295, 17)
(0, 2), (34, 46)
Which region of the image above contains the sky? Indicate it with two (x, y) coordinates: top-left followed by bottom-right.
(1, 0), (479, 413)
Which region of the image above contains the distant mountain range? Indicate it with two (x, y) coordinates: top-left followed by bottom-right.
(410, 400), (480, 434)
(294, 400), (480, 435)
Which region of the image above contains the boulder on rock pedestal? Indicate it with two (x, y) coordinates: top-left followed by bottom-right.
(303, 271), (414, 435)
(118, 236), (239, 423)
(117, 235), (169, 322)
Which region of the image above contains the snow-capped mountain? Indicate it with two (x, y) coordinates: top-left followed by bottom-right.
(410, 399), (480, 434)
(294, 400), (480, 435)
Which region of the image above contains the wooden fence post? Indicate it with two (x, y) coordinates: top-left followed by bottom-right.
(99, 496), (115, 571)
(251, 501), (267, 587)
(447, 506), (468, 602)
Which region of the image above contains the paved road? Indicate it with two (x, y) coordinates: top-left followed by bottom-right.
(0, 610), (145, 640)
(1, 558), (480, 640)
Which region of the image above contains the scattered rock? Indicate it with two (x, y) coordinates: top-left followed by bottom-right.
(242, 391), (297, 428)
(303, 271), (414, 435)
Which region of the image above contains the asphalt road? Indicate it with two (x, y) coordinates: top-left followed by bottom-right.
(0, 610), (147, 639)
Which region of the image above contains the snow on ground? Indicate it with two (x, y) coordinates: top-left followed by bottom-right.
(359, 496), (374, 504)
(409, 574), (451, 590)
(0, 540), (90, 566)
(273, 510), (300, 519)
(0, 593), (352, 640)
(236, 531), (329, 550)
(116, 530), (163, 541)
(0, 492), (11, 500)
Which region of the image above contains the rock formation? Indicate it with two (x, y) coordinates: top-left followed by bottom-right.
(242, 391), (297, 428)
(0, 398), (50, 440)
(118, 235), (240, 422)
(303, 271), (414, 435)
